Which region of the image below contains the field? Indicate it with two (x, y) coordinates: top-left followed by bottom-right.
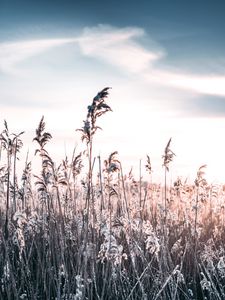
(1, 88), (225, 300)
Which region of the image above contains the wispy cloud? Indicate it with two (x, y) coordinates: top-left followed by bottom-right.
(1, 25), (225, 97)
(77, 25), (164, 73)
(0, 38), (76, 75)
(148, 71), (225, 97)
(77, 25), (225, 97)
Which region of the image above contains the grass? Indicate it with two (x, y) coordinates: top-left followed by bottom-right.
(0, 88), (225, 299)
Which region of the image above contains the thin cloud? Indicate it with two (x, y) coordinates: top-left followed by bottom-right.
(1, 25), (225, 97)
(0, 38), (76, 75)
(77, 25), (225, 97)
(148, 71), (225, 97)
(77, 25), (164, 73)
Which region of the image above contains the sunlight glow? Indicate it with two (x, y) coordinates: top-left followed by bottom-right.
(1, 25), (225, 183)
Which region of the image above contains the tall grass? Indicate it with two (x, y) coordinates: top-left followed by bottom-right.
(0, 88), (225, 300)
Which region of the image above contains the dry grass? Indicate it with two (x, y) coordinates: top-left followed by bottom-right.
(0, 88), (225, 300)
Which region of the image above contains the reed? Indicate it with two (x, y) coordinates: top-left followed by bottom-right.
(0, 88), (224, 300)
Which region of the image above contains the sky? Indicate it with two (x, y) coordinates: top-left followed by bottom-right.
(1, 0), (225, 183)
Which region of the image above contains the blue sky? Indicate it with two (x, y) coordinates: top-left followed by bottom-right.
(1, 0), (225, 182)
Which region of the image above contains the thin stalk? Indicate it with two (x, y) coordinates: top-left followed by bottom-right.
(194, 186), (199, 256)
(139, 159), (142, 215)
(119, 162), (130, 221)
(98, 155), (105, 211)
(5, 149), (11, 240)
(13, 137), (17, 213)
(164, 166), (167, 224)
(22, 150), (29, 210)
